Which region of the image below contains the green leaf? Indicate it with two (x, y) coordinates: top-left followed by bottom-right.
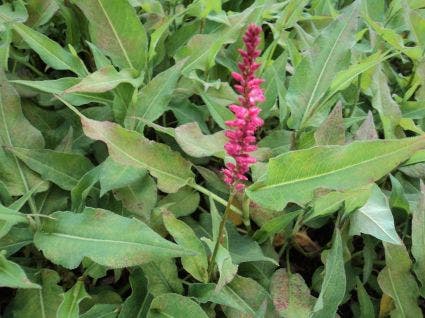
(64, 66), (143, 93)
(80, 304), (119, 318)
(412, 181), (425, 289)
(0, 71), (48, 196)
(221, 275), (274, 317)
(389, 175), (410, 213)
(270, 269), (316, 318)
(0, 251), (40, 289)
(125, 61), (183, 130)
(309, 185), (372, 221)
(227, 224), (278, 265)
(365, 16), (422, 60)
(0, 227), (32, 257)
(73, 0), (147, 70)
(80, 117), (194, 193)
(8, 147), (94, 191)
(70, 165), (101, 212)
(147, 293), (208, 318)
(286, 2), (359, 128)
(311, 230), (346, 318)
(202, 238), (238, 291)
(119, 268), (152, 318)
(377, 242), (422, 318)
(356, 277), (375, 318)
(253, 211), (300, 244)
(175, 122), (226, 158)
(26, 0), (58, 28)
(141, 259), (183, 296)
(0, 1), (28, 28)
(34, 208), (194, 269)
(350, 184), (401, 244)
(328, 51), (389, 97)
(157, 186), (200, 218)
(56, 280), (90, 318)
(99, 157), (147, 196)
(12, 78), (112, 106)
(8, 269), (63, 318)
(12, 23), (86, 76)
(0, 203), (28, 238)
(247, 136), (425, 210)
(163, 211), (209, 283)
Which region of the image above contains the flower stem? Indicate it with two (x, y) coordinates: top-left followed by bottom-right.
(208, 191), (235, 280)
(189, 183), (242, 215)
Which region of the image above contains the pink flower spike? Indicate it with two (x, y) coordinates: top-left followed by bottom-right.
(222, 24), (265, 191)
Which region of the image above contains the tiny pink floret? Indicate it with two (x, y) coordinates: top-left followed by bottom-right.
(222, 24), (265, 191)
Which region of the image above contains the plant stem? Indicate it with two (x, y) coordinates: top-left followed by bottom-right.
(190, 183), (242, 215)
(208, 191), (235, 280)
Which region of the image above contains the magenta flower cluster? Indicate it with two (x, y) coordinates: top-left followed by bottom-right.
(222, 24), (265, 191)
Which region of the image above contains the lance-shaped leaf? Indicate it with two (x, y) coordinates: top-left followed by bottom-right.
(64, 66), (144, 94)
(12, 23), (86, 76)
(312, 230), (346, 318)
(141, 259), (183, 296)
(286, 2), (359, 128)
(350, 184), (401, 244)
(8, 269), (63, 317)
(247, 136), (425, 211)
(412, 181), (425, 289)
(80, 117), (194, 193)
(270, 269), (316, 318)
(56, 280), (90, 318)
(8, 147), (94, 191)
(377, 243), (422, 317)
(221, 275), (275, 317)
(34, 208), (194, 269)
(202, 238), (238, 291)
(12, 78), (112, 106)
(0, 71), (48, 196)
(175, 122), (226, 158)
(147, 293), (209, 318)
(0, 203), (28, 238)
(125, 61), (183, 130)
(119, 268), (152, 318)
(163, 211), (209, 283)
(73, 0), (147, 70)
(0, 251), (40, 289)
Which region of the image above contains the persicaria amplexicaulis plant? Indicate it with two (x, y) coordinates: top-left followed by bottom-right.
(222, 24), (265, 192)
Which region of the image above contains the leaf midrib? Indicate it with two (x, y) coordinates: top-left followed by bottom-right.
(300, 8), (357, 127)
(13, 24), (75, 72)
(259, 139), (422, 192)
(96, 0), (134, 69)
(91, 120), (191, 187)
(44, 232), (179, 252)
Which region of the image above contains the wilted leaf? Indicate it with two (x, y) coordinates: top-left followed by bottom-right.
(270, 269), (315, 318)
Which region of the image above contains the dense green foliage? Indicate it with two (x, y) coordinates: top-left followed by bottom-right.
(1, 0), (425, 317)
